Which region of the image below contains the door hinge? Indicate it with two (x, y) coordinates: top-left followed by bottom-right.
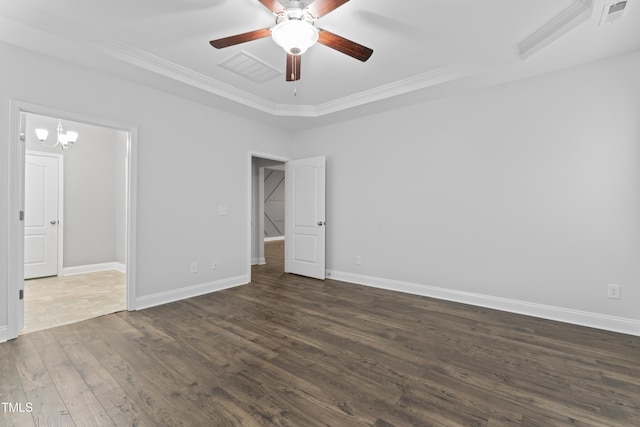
(19, 289), (24, 300)
(19, 210), (24, 221)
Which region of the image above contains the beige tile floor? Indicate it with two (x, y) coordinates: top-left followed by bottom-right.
(22, 270), (126, 334)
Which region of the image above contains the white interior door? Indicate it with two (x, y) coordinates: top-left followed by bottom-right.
(24, 153), (60, 279)
(285, 156), (326, 279)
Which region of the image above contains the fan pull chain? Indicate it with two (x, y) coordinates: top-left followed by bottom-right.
(292, 55), (297, 96)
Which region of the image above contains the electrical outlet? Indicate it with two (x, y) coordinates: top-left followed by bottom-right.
(190, 262), (198, 274)
(212, 260), (218, 269)
(607, 284), (621, 299)
(355, 255), (361, 265)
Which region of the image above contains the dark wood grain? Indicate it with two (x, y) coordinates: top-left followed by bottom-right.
(286, 54), (301, 81)
(318, 28), (373, 61)
(307, 0), (350, 19)
(2, 241), (639, 426)
(210, 28), (272, 49)
(257, 0), (286, 14)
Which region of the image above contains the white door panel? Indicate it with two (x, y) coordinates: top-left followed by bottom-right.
(24, 154), (59, 279)
(285, 156), (326, 279)
(293, 234), (317, 263)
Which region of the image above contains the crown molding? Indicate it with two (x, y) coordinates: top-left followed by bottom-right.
(271, 62), (478, 117)
(519, 0), (594, 59)
(1, 1), (591, 118)
(0, 3), (277, 114)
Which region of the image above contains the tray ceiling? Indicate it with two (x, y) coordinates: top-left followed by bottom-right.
(1, 0), (639, 130)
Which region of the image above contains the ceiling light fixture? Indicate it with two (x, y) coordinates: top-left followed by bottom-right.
(271, 19), (319, 56)
(35, 120), (79, 150)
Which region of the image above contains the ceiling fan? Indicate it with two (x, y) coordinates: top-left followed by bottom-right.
(209, 0), (373, 82)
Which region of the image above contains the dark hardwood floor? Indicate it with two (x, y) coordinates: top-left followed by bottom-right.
(2, 240), (639, 426)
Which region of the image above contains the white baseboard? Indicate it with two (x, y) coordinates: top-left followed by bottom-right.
(327, 270), (640, 337)
(0, 325), (7, 343)
(264, 236), (285, 242)
(113, 262), (126, 273)
(136, 275), (249, 310)
(63, 262), (126, 276)
(251, 258), (266, 266)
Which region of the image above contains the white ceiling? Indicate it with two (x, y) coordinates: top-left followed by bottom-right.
(1, 0), (639, 131)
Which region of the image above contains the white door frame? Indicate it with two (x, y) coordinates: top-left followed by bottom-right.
(7, 100), (139, 340)
(247, 151), (289, 282)
(25, 150), (65, 278)
(257, 165), (266, 265)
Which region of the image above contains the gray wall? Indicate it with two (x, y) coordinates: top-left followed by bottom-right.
(0, 41), (292, 334)
(293, 50), (640, 325)
(2, 40), (639, 337)
(114, 131), (128, 264)
(25, 114), (127, 268)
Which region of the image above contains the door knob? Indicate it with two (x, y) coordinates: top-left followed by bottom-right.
(50, 220), (58, 225)
(317, 221), (325, 226)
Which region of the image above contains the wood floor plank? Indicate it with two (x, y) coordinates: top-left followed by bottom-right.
(29, 329), (115, 426)
(0, 343), (37, 427)
(82, 334), (202, 426)
(94, 387), (158, 427)
(1, 241), (639, 425)
(13, 335), (76, 426)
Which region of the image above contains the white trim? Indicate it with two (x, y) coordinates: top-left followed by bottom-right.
(136, 275), (249, 310)
(264, 236), (285, 242)
(125, 127), (138, 311)
(0, 326), (7, 343)
(63, 262), (126, 276)
(327, 270), (640, 337)
(7, 104), (25, 339)
(251, 258), (266, 266)
(519, 0), (593, 58)
(258, 166), (265, 263)
(25, 150), (65, 277)
(6, 100), (138, 340)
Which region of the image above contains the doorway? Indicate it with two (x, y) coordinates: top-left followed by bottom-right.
(250, 154), (287, 279)
(22, 113), (128, 333)
(6, 101), (138, 340)
(248, 153), (327, 282)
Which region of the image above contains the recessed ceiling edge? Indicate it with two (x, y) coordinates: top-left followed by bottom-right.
(0, 1), (595, 118)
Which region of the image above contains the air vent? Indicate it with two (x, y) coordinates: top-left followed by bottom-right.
(218, 51), (282, 83)
(600, 1), (629, 25)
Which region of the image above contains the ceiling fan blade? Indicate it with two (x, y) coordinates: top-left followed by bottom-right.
(317, 29), (373, 62)
(257, 0), (286, 14)
(286, 54), (301, 81)
(209, 28), (272, 49)
(307, 0), (350, 18)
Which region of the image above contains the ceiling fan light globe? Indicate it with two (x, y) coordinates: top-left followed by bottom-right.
(271, 20), (318, 55)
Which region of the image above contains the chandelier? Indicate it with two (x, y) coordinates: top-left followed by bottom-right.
(35, 120), (79, 150)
